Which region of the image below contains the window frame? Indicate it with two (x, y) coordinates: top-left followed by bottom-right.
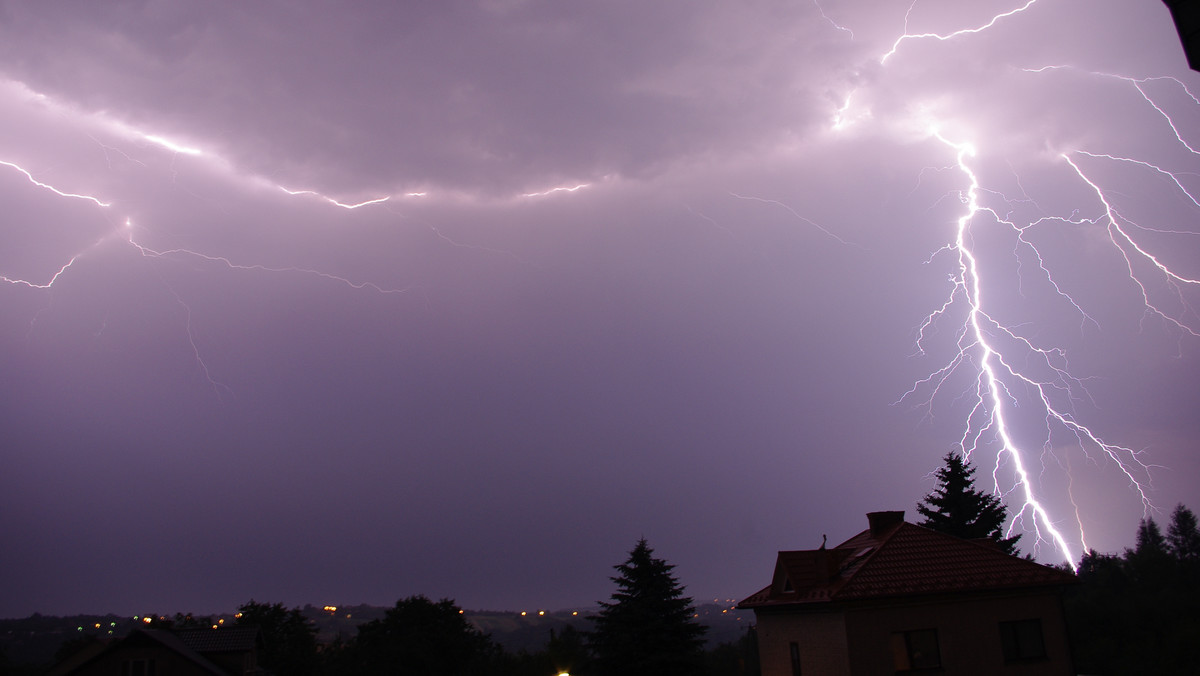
(890, 627), (942, 672)
(999, 618), (1047, 663)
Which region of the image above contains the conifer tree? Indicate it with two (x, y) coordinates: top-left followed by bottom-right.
(588, 539), (707, 676)
(916, 451), (1021, 555)
(1167, 503), (1200, 564)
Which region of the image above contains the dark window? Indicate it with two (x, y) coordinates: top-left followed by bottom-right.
(789, 641), (802, 676)
(890, 628), (941, 671)
(1000, 619), (1046, 662)
(122, 659), (157, 676)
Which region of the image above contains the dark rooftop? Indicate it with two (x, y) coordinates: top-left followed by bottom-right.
(740, 512), (1076, 609)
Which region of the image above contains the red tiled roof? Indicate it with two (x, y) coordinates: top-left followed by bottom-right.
(176, 626), (262, 653)
(739, 516), (1075, 609)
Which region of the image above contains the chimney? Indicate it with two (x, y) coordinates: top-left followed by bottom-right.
(867, 511), (905, 536)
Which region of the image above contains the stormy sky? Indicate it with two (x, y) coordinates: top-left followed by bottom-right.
(2, 0), (1198, 617)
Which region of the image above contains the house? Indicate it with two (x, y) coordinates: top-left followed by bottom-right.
(739, 511), (1076, 675)
(49, 625), (263, 676)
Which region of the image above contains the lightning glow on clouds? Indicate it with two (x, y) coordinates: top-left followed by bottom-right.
(0, 0), (1197, 615)
(870, 1), (1200, 563)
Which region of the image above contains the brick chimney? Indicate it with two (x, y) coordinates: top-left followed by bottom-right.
(867, 511), (905, 536)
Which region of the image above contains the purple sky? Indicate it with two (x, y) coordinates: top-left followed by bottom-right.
(2, 0), (1199, 618)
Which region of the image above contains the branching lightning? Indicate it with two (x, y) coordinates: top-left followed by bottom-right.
(881, 0), (1040, 63)
(4, 2), (1197, 568)
(1, 102), (415, 399)
(877, 1), (1200, 565)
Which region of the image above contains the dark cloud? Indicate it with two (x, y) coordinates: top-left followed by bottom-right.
(1, 0), (1198, 617)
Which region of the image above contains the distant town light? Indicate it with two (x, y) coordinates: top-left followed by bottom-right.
(538, 610), (545, 616)
(142, 617), (152, 624)
(323, 605), (337, 613)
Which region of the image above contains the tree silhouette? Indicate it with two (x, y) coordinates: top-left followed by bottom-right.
(588, 538), (707, 676)
(351, 596), (499, 676)
(1167, 503), (1200, 565)
(1065, 504), (1200, 674)
(916, 451), (1021, 555)
(236, 599), (318, 675)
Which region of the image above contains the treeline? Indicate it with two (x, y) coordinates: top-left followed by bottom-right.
(20, 538), (757, 676)
(230, 539), (759, 675)
(10, 598), (757, 676)
(1065, 503), (1200, 674)
(237, 596), (750, 676)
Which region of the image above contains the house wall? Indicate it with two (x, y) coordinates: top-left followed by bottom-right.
(755, 607), (851, 676)
(842, 590), (1073, 676)
(204, 649), (254, 675)
(67, 644), (219, 675)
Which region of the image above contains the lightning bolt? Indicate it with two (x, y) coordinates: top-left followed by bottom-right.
(276, 186), (393, 210)
(881, 0), (1040, 64)
(874, 1), (1200, 567)
(2, 121), (415, 401)
(1, 158), (111, 207)
(521, 182), (590, 198)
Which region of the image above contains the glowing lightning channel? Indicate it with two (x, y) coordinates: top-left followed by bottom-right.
(881, 0), (1040, 63)
(812, 0), (854, 40)
(521, 182), (590, 198)
(872, 0), (1200, 566)
(911, 130), (1080, 564)
(1061, 153), (1200, 340)
(1, 158), (111, 207)
(277, 186), (392, 210)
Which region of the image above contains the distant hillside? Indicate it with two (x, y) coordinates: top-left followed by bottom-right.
(299, 600), (752, 651)
(1, 600), (753, 671)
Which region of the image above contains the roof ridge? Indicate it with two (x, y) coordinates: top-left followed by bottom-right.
(738, 515), (1076, 610)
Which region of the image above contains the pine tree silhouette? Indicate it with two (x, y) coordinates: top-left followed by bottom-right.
(588, 539), (707, 676)
(917, 451), (1021, 555)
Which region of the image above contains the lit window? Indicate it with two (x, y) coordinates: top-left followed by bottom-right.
(890, 628), (941, 671)
(999, 619), (1046, 662)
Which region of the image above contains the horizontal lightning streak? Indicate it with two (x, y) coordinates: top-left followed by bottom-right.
(277, 187), (392, 209)
(521, 183), (590, 198)
(1, 159), (111, 207)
